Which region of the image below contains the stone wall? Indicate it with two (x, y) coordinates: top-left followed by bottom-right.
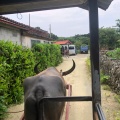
(100, 51), (120, 94)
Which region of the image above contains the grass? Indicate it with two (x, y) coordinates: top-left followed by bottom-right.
(115, 95), (120, 104)
(86, 57), (91, 71)
(102, 85), (111, 91)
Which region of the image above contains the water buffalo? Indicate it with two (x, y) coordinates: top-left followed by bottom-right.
(23, 60), (75, 120)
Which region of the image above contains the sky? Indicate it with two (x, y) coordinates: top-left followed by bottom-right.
(4, 0), (120, 37)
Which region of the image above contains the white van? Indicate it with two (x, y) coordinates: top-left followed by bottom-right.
(68, 45), (76, 55)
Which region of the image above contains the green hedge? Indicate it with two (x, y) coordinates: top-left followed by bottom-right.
(0, 41), (62, 119)
(0, 41), (35, 105)
(106, 48), (120, 59)
(0, 41), (35, 119)
(32, 43), (62, 71)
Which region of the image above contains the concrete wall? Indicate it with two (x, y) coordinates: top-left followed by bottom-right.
(22, 36), (52, 48)
(0, 26), (52, 48)
(0, 26), (21, 45)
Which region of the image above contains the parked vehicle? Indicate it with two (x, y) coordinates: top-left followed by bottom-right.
(69, 45), (76, 55)
(61, 44), (76, 55)
(80, 45), (88, 54)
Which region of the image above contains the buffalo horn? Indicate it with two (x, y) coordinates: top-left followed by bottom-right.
(62, 59), (75, 76)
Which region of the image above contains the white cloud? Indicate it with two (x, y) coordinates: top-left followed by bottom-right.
(99, 0), (120, 29)
(3, 0), (120, 37)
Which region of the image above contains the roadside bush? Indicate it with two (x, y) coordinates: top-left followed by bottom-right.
(0, 96), (7, 119)
(100, 71), (110, 84)
(106, 48), (120, 59)
(0, 41), (35, 104)
(86, 57), (110, 85)
(0, 40), (35, 118)
(0, 41), (62, 119)
(102, 85), (111, 91)
(32, 44), (62, 71)
(115, 95), (120, 104)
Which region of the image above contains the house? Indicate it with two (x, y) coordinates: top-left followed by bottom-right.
(54, 40), (76, 55)
(54, 40), (72, 45)
(54, 40), (72, 48)
(0, 16), (52, 48)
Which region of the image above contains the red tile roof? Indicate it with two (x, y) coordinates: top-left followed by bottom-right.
(0, 16), (51, 40)
(54, 40), (72, 45)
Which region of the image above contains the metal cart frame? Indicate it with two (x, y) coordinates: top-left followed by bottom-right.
(0, 0), (107, 119)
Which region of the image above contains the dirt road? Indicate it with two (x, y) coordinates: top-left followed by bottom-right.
(57, 54), (92, 120)
(60, 54), (120, 120)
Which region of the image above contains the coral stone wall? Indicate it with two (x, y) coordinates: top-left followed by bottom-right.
(100, 51), (120, 94)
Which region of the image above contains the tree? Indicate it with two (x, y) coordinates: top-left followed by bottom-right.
(99, 27), (118, 50)
(35, 27), (41, 30)
(116, 19), (120, 33)
(67, 35), (89, 50)
(50, 33), (58, 40)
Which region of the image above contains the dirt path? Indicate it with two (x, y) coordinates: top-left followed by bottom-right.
(59, 54), (120, 120)
(5, 54), (120, 120)
(101, 86), (120, 120)
(57, 54), (92, 120)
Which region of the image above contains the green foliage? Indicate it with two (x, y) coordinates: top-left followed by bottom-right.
(0, 96), (7, 119)
(100, 71), (110, 84)
(0, 40), (35, 118)
(68, 34), (90, 50)
(86, 57), (110, 85)
(106, 48), (120, 59)
(116, 40), (120, 48)
(116, 19), (120, 33)
(32, 43), (62, 71)
(102, 85), (111, 91)
(99, 27), (119, 50)
(86, 58), (91, 72)
(0, 40), (63, 119)
(50, 33), (58, 40)
(115, 95), (120, 104)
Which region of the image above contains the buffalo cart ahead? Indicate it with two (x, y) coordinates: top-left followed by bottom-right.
(0, 0), (113, 119)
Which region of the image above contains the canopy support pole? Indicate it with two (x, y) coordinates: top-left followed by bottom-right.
(88, 0), (101, 119)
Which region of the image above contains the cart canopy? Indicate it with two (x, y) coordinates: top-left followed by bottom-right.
(0, 0), (113, 15)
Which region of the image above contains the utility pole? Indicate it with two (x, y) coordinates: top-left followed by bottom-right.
(29, 13), (30, 26)
(49, 24), (51, 38)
